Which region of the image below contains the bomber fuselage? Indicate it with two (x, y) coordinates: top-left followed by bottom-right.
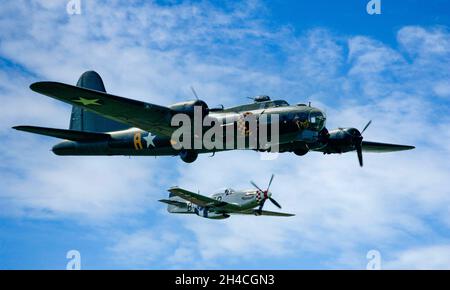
(52, 99), (328, 161)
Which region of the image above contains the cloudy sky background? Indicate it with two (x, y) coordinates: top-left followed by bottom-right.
(0, 0), (449, 269)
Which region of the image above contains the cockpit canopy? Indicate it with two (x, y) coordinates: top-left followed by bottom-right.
(256, 100), (289, 109)
(266, 100), (289, 108)
(222, 99), (289, 113)
(224, 188), (235, 195)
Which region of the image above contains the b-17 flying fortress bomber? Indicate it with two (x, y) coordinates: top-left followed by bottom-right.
(13, 71), (414, 166)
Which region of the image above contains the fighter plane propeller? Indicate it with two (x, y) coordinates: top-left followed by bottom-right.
(250, 174), (282, 213)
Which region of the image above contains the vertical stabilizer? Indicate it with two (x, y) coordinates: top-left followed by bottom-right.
(158, 192), (193, 214)
(69, 71), (129, 132)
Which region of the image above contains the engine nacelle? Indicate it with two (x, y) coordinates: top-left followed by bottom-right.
(169, 100), (209, 117)
(321, 128), (358, 154)
(194, 207), (230, 219)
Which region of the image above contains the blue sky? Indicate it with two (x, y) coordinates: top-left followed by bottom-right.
(0, 0), (450, 269)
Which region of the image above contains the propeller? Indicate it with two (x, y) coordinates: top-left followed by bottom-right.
(190, 86), (200, 100)
(190, 86), (225, 112)
(343, 120), (372, 167)
(361, 120), (372, 134)
(250, 174), (282, 212)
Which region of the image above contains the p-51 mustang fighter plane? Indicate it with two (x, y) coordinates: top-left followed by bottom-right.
(160, 175), (294, 219)
(13, 71), (415, 165)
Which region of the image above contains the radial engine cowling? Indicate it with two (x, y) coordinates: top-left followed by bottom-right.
(322, 128), (361, 154)
(169, 100), (209, 117)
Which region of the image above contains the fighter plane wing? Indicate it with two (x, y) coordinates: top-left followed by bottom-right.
(237, 209), (295, 217)
(167, 187), (228, 208)
(362, 141), (415, 152)
(30, 82), (175, 137)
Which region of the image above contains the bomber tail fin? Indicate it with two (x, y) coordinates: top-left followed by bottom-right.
(69, 71), (129, 133)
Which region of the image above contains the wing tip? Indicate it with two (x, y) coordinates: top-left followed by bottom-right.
(363, 141), (416, 152)
(12, 125), (33, 132)
(29, 81), (60, 93)
(29, 81), (45, 92)
(398, 145), (415, 151)
(167, 186), (180, 192)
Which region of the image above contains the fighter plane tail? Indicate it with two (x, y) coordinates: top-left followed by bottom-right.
(69, 71), (130, 133)
(159, 192), (193, 214)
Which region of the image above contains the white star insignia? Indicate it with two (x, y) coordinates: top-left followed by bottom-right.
(143, 133), (156, 148)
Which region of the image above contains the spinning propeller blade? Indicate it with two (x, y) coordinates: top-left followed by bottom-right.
(267, 174), (274, 191)
(361, 120), (372, 134)
(250, 174), (282, 210)
(250, 181), (264, 192)
(342, 120), (372, 167)
(268, 197), (282, 209)
(190, 86), (199, 100)
(356, 120), (372, 167)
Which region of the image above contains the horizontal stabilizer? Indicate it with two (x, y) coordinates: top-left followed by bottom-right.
(13, 125), (111, 142)
(158, 199), (187, 207)
(362, 141), (415, 152)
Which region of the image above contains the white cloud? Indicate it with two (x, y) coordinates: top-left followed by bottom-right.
(398, 26), (450, 56)
(0, 1), (450, 269)
(108, 229), (182, 269)
(433, 81), (450, 98)
(0, 134), (168, 222)
(348, 36), (403, 75)
(386, 245), (450, 270)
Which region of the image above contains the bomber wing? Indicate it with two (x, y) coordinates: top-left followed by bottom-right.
(362, 141), (415, 152)
(30, 82), (174, 137)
